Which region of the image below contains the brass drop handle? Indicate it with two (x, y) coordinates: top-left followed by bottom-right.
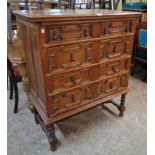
(71, 95), (76, 103)
(112, 66), (119, 73)
(70, 76), (76, 84)
(110, 83), (113, 89)
(105, 80), (117, 93)
(109, 82), (117, 91)
(125, 25), (129, 33)
(84, 29), (89, 37)
(52, 32), (58, 40)
(70, 53), (75, 62)
(113, 46), (116, 53)
(103, 27), (107, 35)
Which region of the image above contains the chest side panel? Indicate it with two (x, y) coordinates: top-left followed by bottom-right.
(19, 19), (47, 115)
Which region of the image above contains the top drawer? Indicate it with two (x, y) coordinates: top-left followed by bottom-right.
(101, 21), (132, 36)
(44, 20), (132, 44)
(45, 24), (92, 43)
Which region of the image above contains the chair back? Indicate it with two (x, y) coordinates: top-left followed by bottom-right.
(135, 21), (147, 61)
(136, 22), (147, 49)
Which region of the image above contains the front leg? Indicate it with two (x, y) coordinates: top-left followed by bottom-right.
(35, 112), (57, 151)
(46, 124), (57, 151)
(32, 107), (57, 151)
(118, 93), (126, 117)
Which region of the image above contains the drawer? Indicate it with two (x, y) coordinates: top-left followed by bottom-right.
(94, 73), (129, 98)
(51, 85), (92, 115)
(98, 58), (131, 79)
(99, 35), (134, 61)
(101, 21), (132, 36)
(45, 21), (132, 43)
(47, 67), (92, 93)
(46, 24), (92, 43)
(48, 42), (92, 73)
(50, 73), (129, 116)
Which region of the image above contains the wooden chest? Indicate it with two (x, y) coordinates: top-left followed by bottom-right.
(14, 9), (141, 151)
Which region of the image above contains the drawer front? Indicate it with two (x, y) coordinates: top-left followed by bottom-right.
(45, 21), (132, 43)
(102, 73), (128, 95)
(101, 21), (131, 36)
(48, 67), (92, 93)
(47, 57), (130, 94)
(46, 24), (92, 43)
(98, 58), (131, 79)
(48, 42), (92, 73)
(50, 73), (129, 116)
(99, 35), (133, 61)
(51, 85), (92, 115)
(92, 73), (129, 99)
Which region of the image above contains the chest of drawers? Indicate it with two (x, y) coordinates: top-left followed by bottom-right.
(14, 9), (141, 151)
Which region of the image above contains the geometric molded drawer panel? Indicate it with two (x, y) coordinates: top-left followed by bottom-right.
(47, 67), (92, 94)
(50, 85), (92, 116)
(48, 42), (92, 73)
(99, 35), (133, 61)
(50, 72), (129, 116)
(98, 58), (131, 79)
(101, 21), (132, 36)
(96, 73), (129, 98)
(46, 24), (92, 43)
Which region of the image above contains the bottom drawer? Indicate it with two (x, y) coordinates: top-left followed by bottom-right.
(95, 72), (129, 98)
(50, 73), (129, 116)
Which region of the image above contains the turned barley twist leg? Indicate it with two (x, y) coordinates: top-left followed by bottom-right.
(118, 93), (126, 117)
(46, 124), (57, 151)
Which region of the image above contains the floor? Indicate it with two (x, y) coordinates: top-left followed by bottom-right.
(7, 70), (147, 155)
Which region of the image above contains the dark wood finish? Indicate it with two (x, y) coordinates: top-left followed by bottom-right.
(14, 9), (141, 150)
(33, 106), (57, 151)
(102, 93), (126, 117)
(7, 58), (22, 113)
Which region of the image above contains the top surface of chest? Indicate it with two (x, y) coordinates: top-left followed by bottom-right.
(13, 9), (142, 22)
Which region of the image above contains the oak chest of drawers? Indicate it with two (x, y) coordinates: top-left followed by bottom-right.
(14, 9), (141, 151)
